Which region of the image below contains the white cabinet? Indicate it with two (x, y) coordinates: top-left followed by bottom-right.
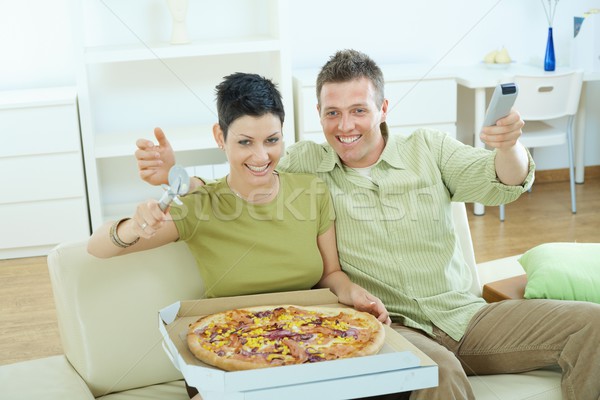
(0, 87), (90, 259)
(72, 0), (294, 229)
(293, 65), (457, 143)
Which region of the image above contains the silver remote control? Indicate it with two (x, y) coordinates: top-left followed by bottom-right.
(482, 83), (518, 127)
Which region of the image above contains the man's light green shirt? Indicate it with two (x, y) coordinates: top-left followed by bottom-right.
(278, 127), (535, 340)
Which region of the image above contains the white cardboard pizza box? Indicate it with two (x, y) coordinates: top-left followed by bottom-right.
(158, 289), (438, 400)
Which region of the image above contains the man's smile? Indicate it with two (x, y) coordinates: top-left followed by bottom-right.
(337, 135), (361, 144)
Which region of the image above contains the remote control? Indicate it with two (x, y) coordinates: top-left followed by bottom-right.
(482, 83), (518, 127)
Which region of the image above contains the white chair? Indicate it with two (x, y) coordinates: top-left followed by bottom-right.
(499, 71), (584, 221)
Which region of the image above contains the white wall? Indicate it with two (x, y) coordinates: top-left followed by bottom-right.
(0, 1), (75, 89)
(289, 0), (591, 68)
(1, 0), (599, 170)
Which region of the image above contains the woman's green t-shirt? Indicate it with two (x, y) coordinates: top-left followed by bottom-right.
(170, 172), (334, 298)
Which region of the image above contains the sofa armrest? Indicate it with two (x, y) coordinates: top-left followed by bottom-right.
(482, 274), (527, 303)
(0, 355), (94, 400)
(477, 255), (524, 285)
(477, 255), (527, 303)
(47, 240), (201, 397)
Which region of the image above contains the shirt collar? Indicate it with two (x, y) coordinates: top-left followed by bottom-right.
(315, 122), (406, 172)
(378, 125), (406, 169)
(316, 146), (344, 172)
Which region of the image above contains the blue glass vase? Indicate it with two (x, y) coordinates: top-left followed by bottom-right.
(544, 27), (556, 71)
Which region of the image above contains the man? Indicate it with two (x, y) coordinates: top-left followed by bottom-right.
(135, 50), (600, 400)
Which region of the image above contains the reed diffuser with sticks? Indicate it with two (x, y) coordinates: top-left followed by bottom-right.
(541, 0), (559, 71)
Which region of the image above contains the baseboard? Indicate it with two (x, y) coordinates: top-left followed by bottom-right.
(535, 165), (600, 183)
(0, 245), (53, 260)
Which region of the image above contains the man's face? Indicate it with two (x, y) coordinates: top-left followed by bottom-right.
(318, 78), (388, 168)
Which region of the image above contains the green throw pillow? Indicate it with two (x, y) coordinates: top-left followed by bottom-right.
(518, 243), (600, 303)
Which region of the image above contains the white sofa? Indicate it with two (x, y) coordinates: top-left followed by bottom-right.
(0, 203), (561, 399)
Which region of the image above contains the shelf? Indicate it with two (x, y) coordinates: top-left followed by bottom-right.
(84, 36), (281, 64)
(94, 124), (216, 158)
(292, 64), (456, 84)
(0, 87), (76, 109)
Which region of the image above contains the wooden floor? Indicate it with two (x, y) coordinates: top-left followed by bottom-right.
(468, 176), (600, 262)
(0, 177), (598, 366)
(0, 256), (63, 365)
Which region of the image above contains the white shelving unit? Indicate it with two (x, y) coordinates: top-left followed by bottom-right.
(71, 0), (294, 229)
(0, 87), (90, 259)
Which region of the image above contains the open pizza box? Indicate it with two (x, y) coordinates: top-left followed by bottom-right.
(158, 289), (438, 399)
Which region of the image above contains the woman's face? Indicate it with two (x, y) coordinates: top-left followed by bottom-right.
(214, 113), (284, 188)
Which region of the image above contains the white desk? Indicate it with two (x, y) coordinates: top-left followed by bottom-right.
(449, 64), (600, 215)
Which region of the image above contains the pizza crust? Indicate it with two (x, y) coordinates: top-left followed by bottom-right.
(187, 305), (385, 371)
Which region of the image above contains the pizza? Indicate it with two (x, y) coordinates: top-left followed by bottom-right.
(186, 305), (385, 371)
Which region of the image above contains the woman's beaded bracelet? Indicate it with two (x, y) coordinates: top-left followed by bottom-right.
(109, 218), (140, 248)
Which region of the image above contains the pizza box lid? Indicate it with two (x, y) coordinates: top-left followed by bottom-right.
(158, 288), (437, 395)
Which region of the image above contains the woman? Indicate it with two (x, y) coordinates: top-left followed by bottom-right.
(87, 72), (390, 399)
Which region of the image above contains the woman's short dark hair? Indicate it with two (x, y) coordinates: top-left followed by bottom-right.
(215, 72), (285, 139)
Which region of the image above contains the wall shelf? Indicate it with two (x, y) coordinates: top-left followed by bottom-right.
(84, 36), (282, 64)
(93, 125), (216, 158)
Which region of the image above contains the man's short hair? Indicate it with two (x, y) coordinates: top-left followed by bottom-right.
(316, 49), (385, 108)
(215, 72), (285, 139)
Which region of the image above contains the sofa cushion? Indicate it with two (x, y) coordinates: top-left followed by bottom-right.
(47, 241), (204, 397)
(97, 380), (188, 400)
(469, 368), (561, 400)
(0, 355), (94, 400)
(519, 242), (600, 303)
